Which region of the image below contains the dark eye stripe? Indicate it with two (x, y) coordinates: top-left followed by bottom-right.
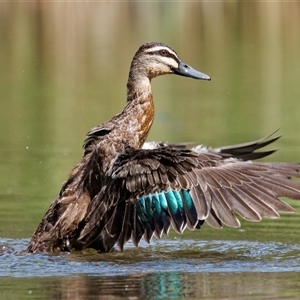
(147, 50), (179, 63)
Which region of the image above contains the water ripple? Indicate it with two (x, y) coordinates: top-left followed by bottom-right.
(1, 238), (300, 278)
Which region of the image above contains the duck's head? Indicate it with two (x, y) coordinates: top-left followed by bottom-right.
(130, 41), (211, 81)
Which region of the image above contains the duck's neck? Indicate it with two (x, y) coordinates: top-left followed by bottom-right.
(124, 76), (154, 148)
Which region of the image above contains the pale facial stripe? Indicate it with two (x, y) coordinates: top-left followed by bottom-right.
(144, 46), (178, 58)
(159, 56), (179, 69)
(144, 46), (180, 69)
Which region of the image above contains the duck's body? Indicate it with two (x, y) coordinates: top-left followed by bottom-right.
(27, 42), (300, 253)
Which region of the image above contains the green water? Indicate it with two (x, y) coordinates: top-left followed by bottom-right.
(1, 2), (300, 299)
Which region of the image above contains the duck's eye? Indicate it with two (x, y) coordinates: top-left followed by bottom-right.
(159, 50), (168, 56)
(99, 129), (111, 136)
(97, 129), (111, 137)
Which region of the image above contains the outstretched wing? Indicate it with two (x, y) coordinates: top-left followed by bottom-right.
(78, 142), (300, 252)
(144, 130), (280, 161)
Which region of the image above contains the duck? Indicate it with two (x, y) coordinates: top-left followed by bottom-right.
(26, 42), (300, 253)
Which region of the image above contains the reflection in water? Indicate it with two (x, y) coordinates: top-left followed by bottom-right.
(2, 238), (300, 299)
(56, 272), (300, 299)
(58, 273), (223, 299)
(2, 270), (300, 299)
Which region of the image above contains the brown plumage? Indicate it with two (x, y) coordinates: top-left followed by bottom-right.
(26, 42), (300, 253)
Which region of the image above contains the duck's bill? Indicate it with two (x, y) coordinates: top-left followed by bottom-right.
(173, 60), (211, 80)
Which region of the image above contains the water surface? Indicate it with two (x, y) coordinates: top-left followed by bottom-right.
(2, 238), (300, 299)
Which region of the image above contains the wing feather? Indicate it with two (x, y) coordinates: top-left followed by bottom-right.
(209, 186), (241, 227)
(78, 138), (300, 251)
